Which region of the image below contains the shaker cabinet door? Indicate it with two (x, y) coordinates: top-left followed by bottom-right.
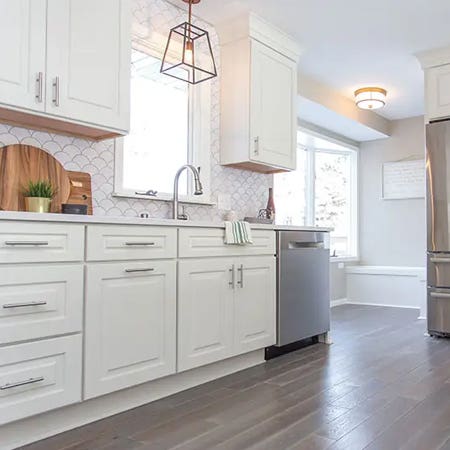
(250, 40), (297, 170)
(0, 0), (46, 112)
(234, 256), (276, 354)
(178, 258), (235, 372)
(84, 260), (177, 399)
(426, 64), (450, 121)
(46, 0), (131, 131)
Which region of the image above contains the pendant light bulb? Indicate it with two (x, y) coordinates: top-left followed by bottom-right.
(185, 40), (194, 65)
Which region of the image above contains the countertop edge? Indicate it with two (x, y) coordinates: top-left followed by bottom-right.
(0, 211), (332, 232)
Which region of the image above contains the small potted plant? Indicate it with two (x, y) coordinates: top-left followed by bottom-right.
(23, 180), (57, 213)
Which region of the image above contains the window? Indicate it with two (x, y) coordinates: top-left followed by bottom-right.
(114, 37), (211, 203)
(275, 129), (358, 258)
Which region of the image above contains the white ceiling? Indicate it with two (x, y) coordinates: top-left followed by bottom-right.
(188, 0), (450, 120)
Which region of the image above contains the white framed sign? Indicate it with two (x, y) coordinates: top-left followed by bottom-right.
(382, 159), (425, 200)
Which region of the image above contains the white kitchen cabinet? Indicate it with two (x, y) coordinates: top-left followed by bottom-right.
(84, 260), (177, 399)
(0, 264), (83, 344)
(178, 227), (275, 258)
(0, 0), (130, 140)
(178, 258), (235, 372)
(249, 41), (297, 170)
(0, 334), (82, 425)
(234, 256), (276, 354)
(0, 221), (85, 264)
(46, 0), (130, 132)
(218, 14), (300, 173)
(0, 0), (46, 112)
(178, 256), (276, 371)
(425, 64), (450, 121)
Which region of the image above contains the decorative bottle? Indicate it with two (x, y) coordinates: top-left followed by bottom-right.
(266, 187), (275, 221)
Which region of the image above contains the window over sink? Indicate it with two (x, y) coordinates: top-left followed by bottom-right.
(275, 129), (358, 259)
(114, 37), (211, 204)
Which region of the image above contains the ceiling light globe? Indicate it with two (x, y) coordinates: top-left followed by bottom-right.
(354, 87), (387, 110)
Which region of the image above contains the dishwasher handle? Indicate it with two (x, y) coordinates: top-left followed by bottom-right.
(288, 241), (324, 249)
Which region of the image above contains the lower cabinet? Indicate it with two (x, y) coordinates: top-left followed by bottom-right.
(0, 334), (82, 425)
(84, 260), (177, 399)
(178, 256), (276, 372)
(178, 258), (235, 372)
(234, 256), (276, 354)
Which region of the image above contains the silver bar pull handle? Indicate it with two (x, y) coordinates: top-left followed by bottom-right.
(52, 76), (60, 106)
(229, 264), (235, 289)
(254, 137), (259, 155)
(35, 72), (43, 103)
(3, 301), (47, 309)
(430, 292), (450, 299)
(125, 242), (155, 247)
(237, 264), (244, 288)
(0, 376), (44, 391)
(125, 268), (154, 273)
(430, 257), (450, 264)
(5, 241), (49, 246)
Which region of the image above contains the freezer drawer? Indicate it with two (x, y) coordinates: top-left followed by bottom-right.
(428, 287), (450, 335)
(427, 253), (450, 287)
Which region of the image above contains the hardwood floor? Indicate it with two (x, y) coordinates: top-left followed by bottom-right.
(21, 304), (450, 450)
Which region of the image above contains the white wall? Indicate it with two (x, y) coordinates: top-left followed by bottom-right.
(359, 116), (426, 267)
(346, 116), (426, 315)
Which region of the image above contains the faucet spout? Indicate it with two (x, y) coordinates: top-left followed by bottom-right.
(172, 165), (203, 220)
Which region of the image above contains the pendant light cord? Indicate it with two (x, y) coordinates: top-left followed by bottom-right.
(188, 0), (192, 43)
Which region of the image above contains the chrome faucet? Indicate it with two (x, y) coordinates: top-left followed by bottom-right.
(172, 165), (203, 220)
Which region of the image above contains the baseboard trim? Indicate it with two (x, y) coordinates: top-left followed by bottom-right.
(0, 350), (265, 450)
(331, 298), (348, 307)
(347, 301), (421, 311)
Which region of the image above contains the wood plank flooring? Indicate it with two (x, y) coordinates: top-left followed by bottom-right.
(21, 305), (450, 450)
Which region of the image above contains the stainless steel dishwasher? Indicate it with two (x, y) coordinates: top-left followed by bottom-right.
(275, 229), (330, 349)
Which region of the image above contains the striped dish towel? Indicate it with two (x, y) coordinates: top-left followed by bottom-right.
(224, 221), (253, 245)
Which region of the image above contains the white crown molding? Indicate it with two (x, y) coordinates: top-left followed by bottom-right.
(215, 12), (301, 62)
(416, 45), (450, 69)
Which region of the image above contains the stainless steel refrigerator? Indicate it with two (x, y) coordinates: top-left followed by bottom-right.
(427, 120), (450, 336)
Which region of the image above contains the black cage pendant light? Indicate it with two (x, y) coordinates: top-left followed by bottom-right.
(160, 0), (217, 84)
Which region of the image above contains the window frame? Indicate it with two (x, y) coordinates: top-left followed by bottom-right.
(276, 127), (359, 261)
(113, 31), (212, 205)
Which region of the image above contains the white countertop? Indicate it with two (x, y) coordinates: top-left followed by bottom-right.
(0, 211), (332, 232)
(274, 224), (333, 232)
(0, 211), (274, 229)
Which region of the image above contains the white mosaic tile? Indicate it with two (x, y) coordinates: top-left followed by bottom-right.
(0, 0), (272, 221)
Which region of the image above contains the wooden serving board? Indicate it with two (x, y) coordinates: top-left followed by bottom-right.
(0, 144), (71, 213)
(67, 171), (93, 215)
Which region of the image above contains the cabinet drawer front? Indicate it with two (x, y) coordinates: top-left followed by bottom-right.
(0, 222), (84, 263)
(179, 228), (275, 258)
(0, 334), (82, 425)
(85, 260), (177, 398)
(86, 225), (177, 261)
(0, 265), (83, 344)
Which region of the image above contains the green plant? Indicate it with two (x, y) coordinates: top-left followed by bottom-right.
(23, 180), (57, 199)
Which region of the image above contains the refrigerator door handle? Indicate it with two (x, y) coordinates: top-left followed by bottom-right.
(430, 292), (450, 299)
(430, 257), (450, 263)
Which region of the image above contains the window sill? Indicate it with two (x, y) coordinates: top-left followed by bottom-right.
(330, 256), (359, 263)
(112, 191), (216, 206)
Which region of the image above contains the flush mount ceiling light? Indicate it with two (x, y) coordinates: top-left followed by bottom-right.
(160, 0), (217, 85)
(354, 87), (387, 110)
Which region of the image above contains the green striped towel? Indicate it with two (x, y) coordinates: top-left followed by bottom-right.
(224, 221), (253, 245)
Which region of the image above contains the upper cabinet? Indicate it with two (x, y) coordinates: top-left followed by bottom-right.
(417, 47), (450, 123)
(0, 0), (130, 140)
(218, 14), (300, 173)
(0, 0), (46, 112)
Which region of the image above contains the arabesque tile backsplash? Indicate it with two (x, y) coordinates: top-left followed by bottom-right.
(0, 0), (271, 222)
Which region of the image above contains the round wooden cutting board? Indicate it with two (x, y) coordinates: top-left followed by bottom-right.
(0, 144), (71, 213)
